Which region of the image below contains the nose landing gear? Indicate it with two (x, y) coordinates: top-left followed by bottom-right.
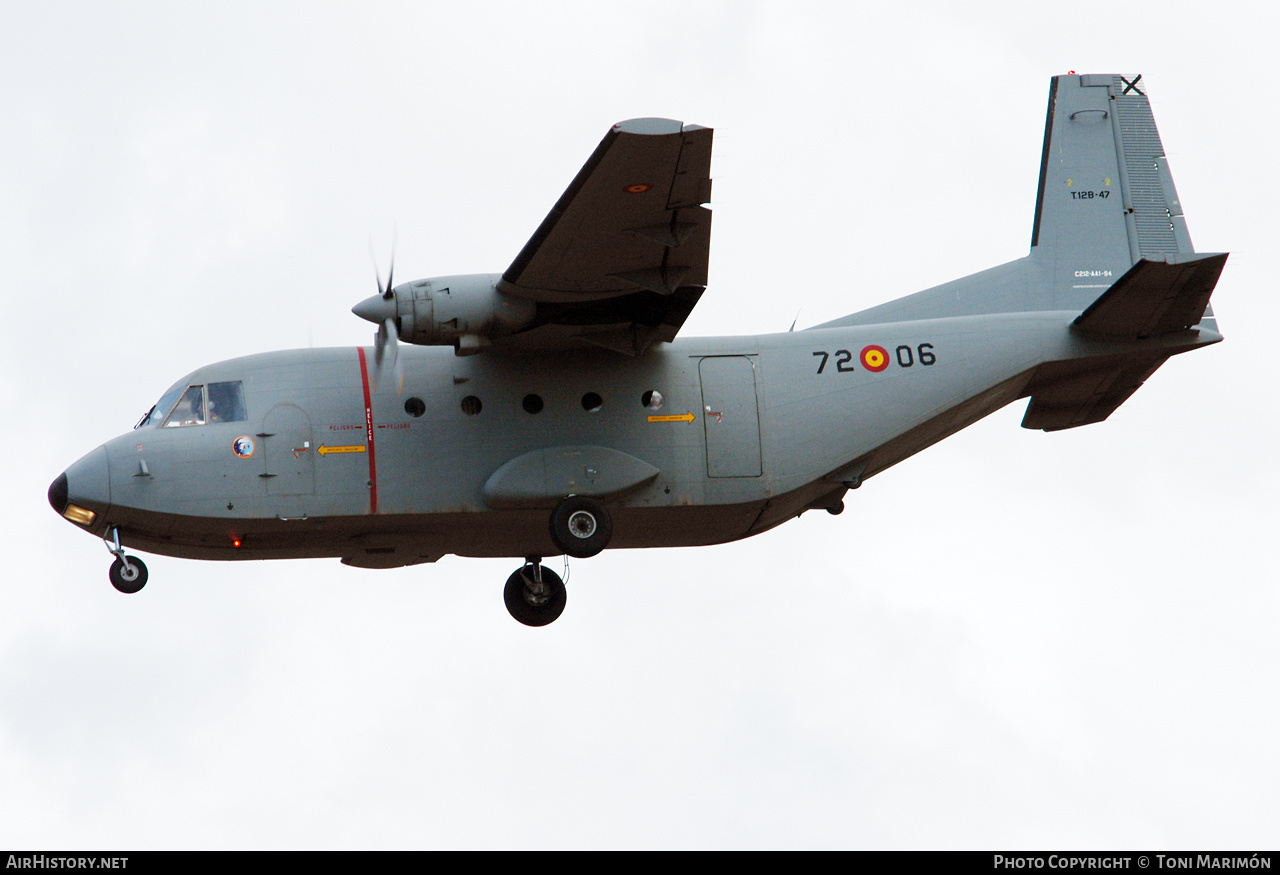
(104, 527), (148, 594)
(503, 557), (566, 627)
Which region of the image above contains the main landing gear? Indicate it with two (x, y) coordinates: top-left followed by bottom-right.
(503, 496), (611, 626)
(548, 495), (612, 558)
(504, 558), (567, 627)
(104, 527), (148, 594)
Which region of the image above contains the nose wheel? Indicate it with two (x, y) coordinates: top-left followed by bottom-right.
(104, 526), (148, 594)
(108, 555), (148, 594)
(504, 558), (566, 626)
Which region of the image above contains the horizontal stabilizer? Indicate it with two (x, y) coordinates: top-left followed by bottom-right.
(1021, 357), (1166, 431)
(1073, 253), (1227, 339)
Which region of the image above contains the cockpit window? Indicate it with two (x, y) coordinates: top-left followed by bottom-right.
(163, 385), (206, 427)
(137, 384), (186, 429)
(207, 381), (246, 423)
(137, 379), (248, 429)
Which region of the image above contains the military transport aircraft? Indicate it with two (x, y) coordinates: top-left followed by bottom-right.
(49, 73), (1225, 625)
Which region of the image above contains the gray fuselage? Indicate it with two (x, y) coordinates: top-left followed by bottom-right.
(58, 307), (1210, 568)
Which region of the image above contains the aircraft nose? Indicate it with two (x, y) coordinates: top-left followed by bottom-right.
(50, 446), (111, 527)
(47, 472), (68, 514)
(352, 293), (396, 325)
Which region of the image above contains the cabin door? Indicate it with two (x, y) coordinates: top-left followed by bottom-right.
(698, 356), (762, 478)
(261, 403), (316, 495)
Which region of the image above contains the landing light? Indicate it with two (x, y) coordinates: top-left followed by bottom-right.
(63, 505), (96, 526)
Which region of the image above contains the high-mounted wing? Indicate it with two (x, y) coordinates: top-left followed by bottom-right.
(497, 118), (713, 355)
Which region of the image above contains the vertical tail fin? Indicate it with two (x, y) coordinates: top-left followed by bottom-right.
(1031, 73), (1196, 310)
(1020, 74), (1226, 432)
(817, 73), (1220, 332)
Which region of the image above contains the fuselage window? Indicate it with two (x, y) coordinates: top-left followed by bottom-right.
(207, 381), (247, 423)
(163, 385), (206, 427)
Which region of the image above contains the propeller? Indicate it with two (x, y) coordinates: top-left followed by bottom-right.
(372, 314), (406, 395)
(366, 235), (404, 393)
(366, 232), (394, 300)
(372, 235), (396, 301)
(375, 316), (399, 370)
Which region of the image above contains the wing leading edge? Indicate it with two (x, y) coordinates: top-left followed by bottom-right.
(497, 118), (713, 355)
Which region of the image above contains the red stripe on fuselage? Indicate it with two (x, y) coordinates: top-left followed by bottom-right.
(356, 347), (378, 514)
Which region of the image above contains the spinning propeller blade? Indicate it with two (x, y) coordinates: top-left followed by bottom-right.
(366, 235), (404, 393)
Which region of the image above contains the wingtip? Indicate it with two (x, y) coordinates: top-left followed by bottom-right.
(613, 118), (684, 136)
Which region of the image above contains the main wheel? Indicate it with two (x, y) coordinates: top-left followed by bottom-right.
(548, 496), (612, 558)
(108, 556), (148, 594)
(504, 565), (567, 627)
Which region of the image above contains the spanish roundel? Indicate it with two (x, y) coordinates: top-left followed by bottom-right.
(860, 345), (889, 372)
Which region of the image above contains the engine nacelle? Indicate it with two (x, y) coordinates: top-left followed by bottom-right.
(355, 273), (536, 356)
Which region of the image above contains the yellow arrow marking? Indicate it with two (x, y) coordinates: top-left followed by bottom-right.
(317, 444), (366, 456)
(647, 412), (696, 424)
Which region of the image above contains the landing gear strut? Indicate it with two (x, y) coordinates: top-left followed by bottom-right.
(503, 557), (566, 627)
(104, 527), (148, 594)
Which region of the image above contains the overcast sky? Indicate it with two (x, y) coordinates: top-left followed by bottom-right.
(3, 1), (1277, 850)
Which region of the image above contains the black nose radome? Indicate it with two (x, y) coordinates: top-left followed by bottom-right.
(48, 472), (68, 515)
